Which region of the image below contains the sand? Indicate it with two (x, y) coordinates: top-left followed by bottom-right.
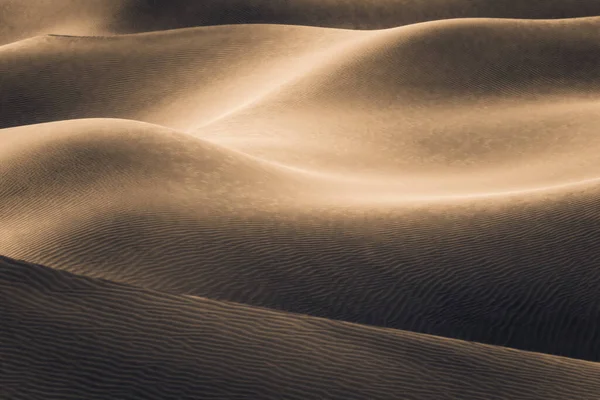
(2, 1), (600, 399)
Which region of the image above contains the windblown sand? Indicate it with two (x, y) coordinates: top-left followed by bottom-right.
(2, 1), (600, 399)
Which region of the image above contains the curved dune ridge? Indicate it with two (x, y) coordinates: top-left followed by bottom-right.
(4, 180), (600, 363)
(4, 0), (600, 45)
(3, 256), (600, 400)
(0, 118), (316, 206)
(2, 18), (600, 131)
(2, 18), (600, 198)
(2, 2), (600, 399)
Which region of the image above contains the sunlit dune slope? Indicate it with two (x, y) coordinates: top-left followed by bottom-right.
(3, 256), (600, 400)
(272, 17), (600, 103)
(3, 0), (600, 46)
(2, 116), (600, 361)
(0, 24), (364, 130)
(2, 18), (599, 133)
(190, 18), (600, 195)
(2, 18), (600, 197)
(0, 118), (316, 219)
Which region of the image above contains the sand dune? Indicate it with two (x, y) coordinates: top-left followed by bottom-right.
(0, 118), (312, 205)
(2, 18), (600, 132)
(0, 25), (365, 130)
(3, 119), (600, 362)
(4, 0), (600, 46)
(3, 171), (600, 361)
(2, 2), (600, 398)
(3, 256), (600, 400)
(112, 0), (600, 32)
(2, 19), (600, 197)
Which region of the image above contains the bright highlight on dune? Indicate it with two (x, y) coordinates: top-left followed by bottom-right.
(2, 1), (600, 399)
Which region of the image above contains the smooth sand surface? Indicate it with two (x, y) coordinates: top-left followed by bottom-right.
(2, 2), (600, 399)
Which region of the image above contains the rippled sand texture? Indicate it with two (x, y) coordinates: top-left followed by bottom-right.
(2, 1), (600, 399)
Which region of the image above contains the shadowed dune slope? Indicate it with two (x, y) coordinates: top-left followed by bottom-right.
(0, 0), (123, 46)
(3, 256), (600, 400)
(3, 0), (600, 45)
(113, 0), (600, 32)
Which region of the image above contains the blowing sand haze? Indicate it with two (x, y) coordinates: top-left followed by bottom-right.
(2, 1), (600, 399)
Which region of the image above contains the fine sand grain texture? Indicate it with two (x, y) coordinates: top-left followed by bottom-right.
(3, 256), (600, 400)
(2, 1), (600, 399)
